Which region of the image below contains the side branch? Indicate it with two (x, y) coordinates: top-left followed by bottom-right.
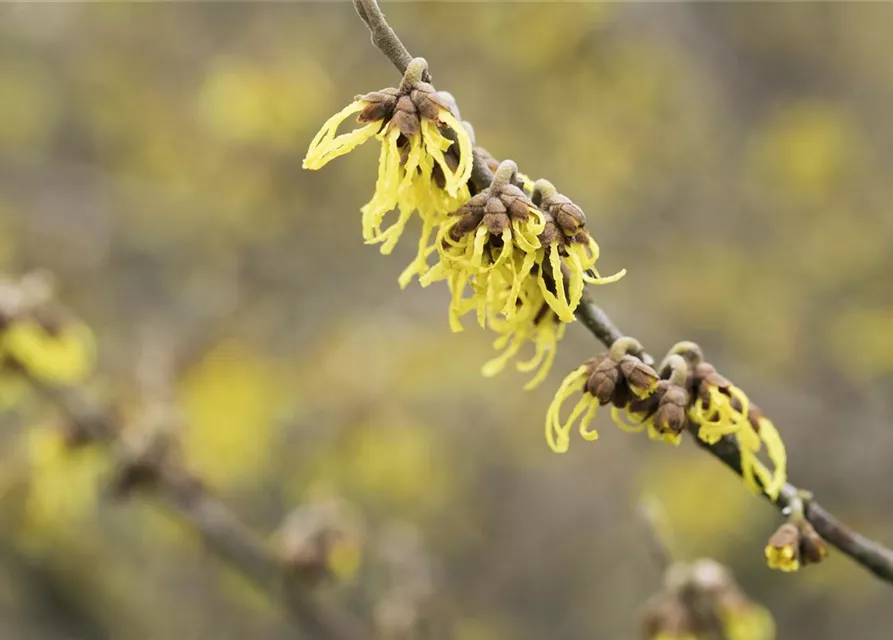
(353, 0), (893, 586)
(31, 378), (365, 640)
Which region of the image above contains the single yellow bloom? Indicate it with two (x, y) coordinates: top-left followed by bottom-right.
(685, 362), (787, 501)
(533, 180), (626, 321)
(302, 100), (381, 170)
(1, 318), (95, 384)
(690, 384), (751, 444)
(764, 543), (799, 572)
(764, 523), (800, 572)
(544, 365), (600, 453)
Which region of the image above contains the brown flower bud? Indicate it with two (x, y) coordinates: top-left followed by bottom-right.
(798, 520), (828, 566)
(585, 357), (620, 404)
(551, 198), (587, 236)
(357, 88), (399, 123)
(497, 184), (533, 221)
(618, 355), (659, 398)
(693, 362), (733, 401)
(482, 197), (509, 235)
(764, 523), (800, 572)
(654, 385), (689, 436)
(392, 95), (420, 137)
(411, 88), (441, 122)
(450, 194), (487, 237)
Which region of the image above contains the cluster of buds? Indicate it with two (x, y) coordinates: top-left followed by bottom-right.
(642, 558), (775, 640)
(303, 57), (473, 287)
(422, 161), (624, 387)
(304, 60), (625, 390)
(666, 342), (787, 499)
(276, 496), (365, 585)
(0, 272), (95, 408)
(546, 338), (787, 500)
(545, 337), (659, 453)
(421, 160), (546, 329)
(764, 498), (828, 572)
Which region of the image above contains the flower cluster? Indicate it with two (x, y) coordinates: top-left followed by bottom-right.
(546, 338), (787, 500)
(642, 558), (775, 640)
(0, 273), (95, 407)
(419, 163), (624, 386)
(304, 59), (624, 388)
(764, 515), (828, 573)
(303, 57), (473, 287)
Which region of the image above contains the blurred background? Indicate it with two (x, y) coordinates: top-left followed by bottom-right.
(1, 2), (892, 638)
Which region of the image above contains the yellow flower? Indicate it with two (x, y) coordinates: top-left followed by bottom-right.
(303, 58), (473, 279)
(481, 275), (566, 391)
(721, 604), (776, 640)
(1, 318), (95, 384)
(764, 522), (800, 572)
(613, 355), (690, 446)
(645, 559), (775, 640)
(687, 362), (751, 444)
(420, 160), (546, 330)
(544, 339), (659, 453)
(668, 342), (788, 500)
(533, 179), (626, 320)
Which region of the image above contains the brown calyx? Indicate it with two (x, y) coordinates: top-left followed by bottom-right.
(449, 193), (488, 239)
(580, 350), (661, 409)
(357, 87), (400, 123)
(798, 520), (828, 566)
(691, 362), (733, 404)
(653, 383), (690, 436)
(542, 194), (587, 237)
(448, 183), (535, 240)
(619, 355), (660, 397)
(482, 198), (510, 236)
(585, 356), (621, 404)
(357, 80), (453, 139)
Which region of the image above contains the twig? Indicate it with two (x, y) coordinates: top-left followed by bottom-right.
(695, 434), (893, 582)
(352, 0), (418, 81)
(352, 0), (496, 192)
(29, 377), (365, 640)
(352, 0), (893, 586)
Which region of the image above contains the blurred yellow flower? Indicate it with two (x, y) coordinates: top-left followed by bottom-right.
(1, 318), (96, 384)
(764, 523), (800, 572)
(22, 426), (108, 542)
(179, 341), (283, 488)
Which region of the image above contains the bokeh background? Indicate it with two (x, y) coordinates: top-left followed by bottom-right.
(1, 2), (892, 638)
